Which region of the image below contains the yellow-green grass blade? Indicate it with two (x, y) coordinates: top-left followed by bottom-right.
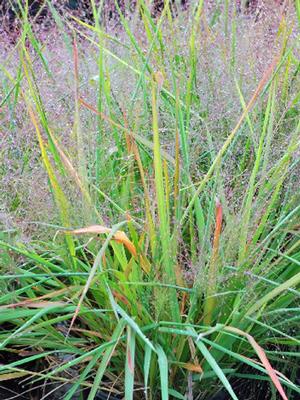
(246, 272), (300, 317)
(26, 105), (76, 268)
(152, 79), (180, 321)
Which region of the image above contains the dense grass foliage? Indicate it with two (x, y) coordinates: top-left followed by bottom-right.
(0, 1), (300, 399)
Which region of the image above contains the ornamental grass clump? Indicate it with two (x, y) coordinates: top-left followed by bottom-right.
(0, 1), (299, 399)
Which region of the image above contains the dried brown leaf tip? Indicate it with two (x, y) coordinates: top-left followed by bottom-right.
(67, 225), (137, 257)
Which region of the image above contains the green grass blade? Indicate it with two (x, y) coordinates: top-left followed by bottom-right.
(194, 337), (238, 400)
(125, 326), (136, 400)
(144, 345), (152, 400)
(156, 344), (169, 400)
(87, 319), (126, 400)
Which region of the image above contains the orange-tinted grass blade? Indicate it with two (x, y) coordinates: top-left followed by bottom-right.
(203, 198), (223, 325)
(225, 326), (288, 400)
(181, 362), (203, 373)
(0, 287), (71, 309)
(239, 354), (295, 386)
(213, 198), (223, 251)
(62, 223), (137, 336)
(127, 328), (134, 375)
(112, 290), (131, 308)
(127, 346), (134, 374)
(0, 301), (65, 309)
(180, 292), (187, 315)
(69, 327), (104, 339)
(67, 225), (137, 257)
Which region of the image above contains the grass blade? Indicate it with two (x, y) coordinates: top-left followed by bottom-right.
(87, 319), (126, 400)
(125, 326), (136, 400)
(156, 344), (169, 400)
(224, 326), (288, 400)
(194, 337), (238, 400)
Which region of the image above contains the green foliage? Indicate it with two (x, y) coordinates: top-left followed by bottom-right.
(0, 1), (300, 399)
